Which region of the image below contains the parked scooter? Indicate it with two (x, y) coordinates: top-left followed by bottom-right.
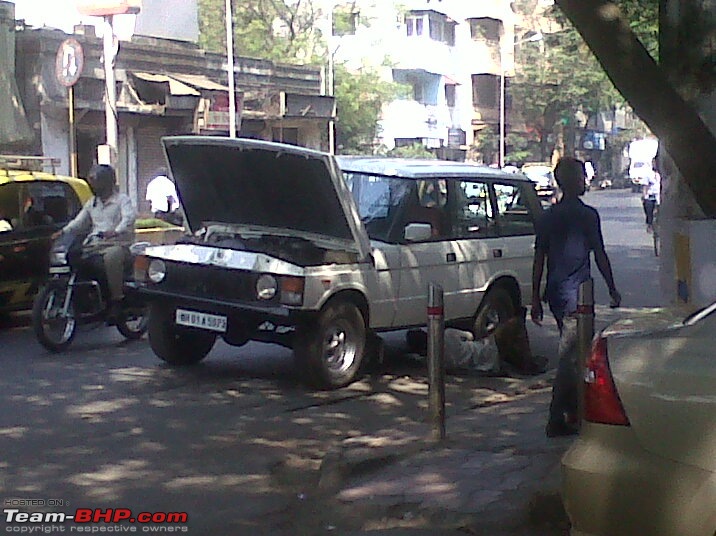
(32, 232), (149, 352)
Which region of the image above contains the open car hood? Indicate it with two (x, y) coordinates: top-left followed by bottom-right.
(162, 136), (371, 259)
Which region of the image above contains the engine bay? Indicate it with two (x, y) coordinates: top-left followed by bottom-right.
(178, 224), (359, 267)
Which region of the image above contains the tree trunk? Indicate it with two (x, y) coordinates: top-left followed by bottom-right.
(555, 0), (716, 217)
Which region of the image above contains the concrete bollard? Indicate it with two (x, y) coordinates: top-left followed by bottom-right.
(576, 278), (595, 425)
(427, 282), (446, 441)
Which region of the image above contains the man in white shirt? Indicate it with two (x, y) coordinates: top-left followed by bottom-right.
(642, 160), (661, 233)
(145, 168), (179, 222)
(53, 165), (136, 314)
(584, 161), (595, 189)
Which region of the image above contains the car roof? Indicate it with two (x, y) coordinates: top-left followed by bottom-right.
(0, 169), (93, 205)
(336, 156), (530, 181)
(0, 169), (89, 189)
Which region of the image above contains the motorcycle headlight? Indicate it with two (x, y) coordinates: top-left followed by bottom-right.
(147, 259), (167, 283)
(256, 274), (278, 300)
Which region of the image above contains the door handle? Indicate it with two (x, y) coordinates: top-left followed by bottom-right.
(446, 252), (456, 262)
(492, 248), (503, 258)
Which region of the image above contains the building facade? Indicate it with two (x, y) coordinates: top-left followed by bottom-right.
(1, 0), (335, 213)
(325, 0), (517, 160)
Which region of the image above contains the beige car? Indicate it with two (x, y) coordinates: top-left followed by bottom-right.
(562, 301), (716, 536)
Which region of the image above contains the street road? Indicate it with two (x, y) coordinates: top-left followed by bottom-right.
(0, 187), (660, 535)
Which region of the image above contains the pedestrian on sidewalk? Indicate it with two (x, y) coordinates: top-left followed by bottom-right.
(530, 156), (621, 437)
(642, 158), (661, 233)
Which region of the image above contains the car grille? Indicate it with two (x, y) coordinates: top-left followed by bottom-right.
(159, 262), (257, 303)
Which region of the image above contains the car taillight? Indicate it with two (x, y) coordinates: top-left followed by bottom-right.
(584, 336), (630, 426)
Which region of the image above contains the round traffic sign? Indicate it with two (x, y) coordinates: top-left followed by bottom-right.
(55, 38), (85, 87)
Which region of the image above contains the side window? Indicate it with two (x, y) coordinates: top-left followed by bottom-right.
(452, 180), (498, 238)
(403, 179), (449, 239)
(494, 182), (535, 236)
(23, 182), (82, 228)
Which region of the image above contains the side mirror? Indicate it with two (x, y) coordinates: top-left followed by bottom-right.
(404, 223), (432, 242)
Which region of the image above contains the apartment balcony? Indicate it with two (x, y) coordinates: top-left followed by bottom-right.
(389, 35), (458, 76)
(381, 100), (451, 145)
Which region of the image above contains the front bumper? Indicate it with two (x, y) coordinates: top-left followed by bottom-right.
(561, 423), (715, 536)
(133, 284), (310, 327)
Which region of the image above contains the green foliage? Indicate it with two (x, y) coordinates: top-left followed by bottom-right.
(387, 143), (434, 159)
(334, 63), (403, 155)
(471, 127), (533, 165)
(197, 0), (226, 53)
(614, 0), (660, 58)
(198, 0), (325, 64)
(509, 0), (658, 160)
(472, 126), (498, 165)
(332, 3), (359, 37)
(505, 132), (534, 164)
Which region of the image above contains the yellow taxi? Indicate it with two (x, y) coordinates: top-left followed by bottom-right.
(0, 155), (91, 312)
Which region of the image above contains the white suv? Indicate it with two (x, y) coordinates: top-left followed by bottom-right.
(135, 137), (543, 389)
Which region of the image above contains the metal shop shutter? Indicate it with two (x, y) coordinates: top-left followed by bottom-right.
(136, 123), (169, 213)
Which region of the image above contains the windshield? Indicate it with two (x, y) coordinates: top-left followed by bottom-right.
(343, 172), (413, 241)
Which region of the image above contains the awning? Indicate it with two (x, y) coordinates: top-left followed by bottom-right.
(132, 72), (230, 95)
(170, 74), (228, 92)
(132, 72), (201, 96)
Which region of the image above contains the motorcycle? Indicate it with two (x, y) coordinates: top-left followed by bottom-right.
(32, 232), (150, 352)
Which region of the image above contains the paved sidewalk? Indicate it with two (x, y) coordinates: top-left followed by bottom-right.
(305, 305), (638, 534)
(315, 371), (573, 535)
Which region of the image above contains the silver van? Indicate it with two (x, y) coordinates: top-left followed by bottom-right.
(135, 137), (542, 389)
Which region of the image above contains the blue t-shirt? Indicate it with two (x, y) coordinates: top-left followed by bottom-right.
(535, 198), (604, 320)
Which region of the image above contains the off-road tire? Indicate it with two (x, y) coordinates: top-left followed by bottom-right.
(294, 301), (366, 390)
(148, 303), (216, 365)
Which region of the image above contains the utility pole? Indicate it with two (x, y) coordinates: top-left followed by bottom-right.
(77, 2), (142, 167)
(226, 0), (237, 138)
(101, 15), (118, 166)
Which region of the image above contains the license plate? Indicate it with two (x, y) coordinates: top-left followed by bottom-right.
(175, 309), (227, 333)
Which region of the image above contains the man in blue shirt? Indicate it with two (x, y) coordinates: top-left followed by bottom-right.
(531, 157), (621, 437)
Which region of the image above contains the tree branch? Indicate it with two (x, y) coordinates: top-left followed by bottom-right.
(556, 0), (716, 217)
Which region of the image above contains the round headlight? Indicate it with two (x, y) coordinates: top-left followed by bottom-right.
(256, 274), (277, 300)
(147, 259), (167, 283)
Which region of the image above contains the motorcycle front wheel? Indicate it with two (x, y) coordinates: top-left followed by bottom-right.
(32, 282), (77, 352)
